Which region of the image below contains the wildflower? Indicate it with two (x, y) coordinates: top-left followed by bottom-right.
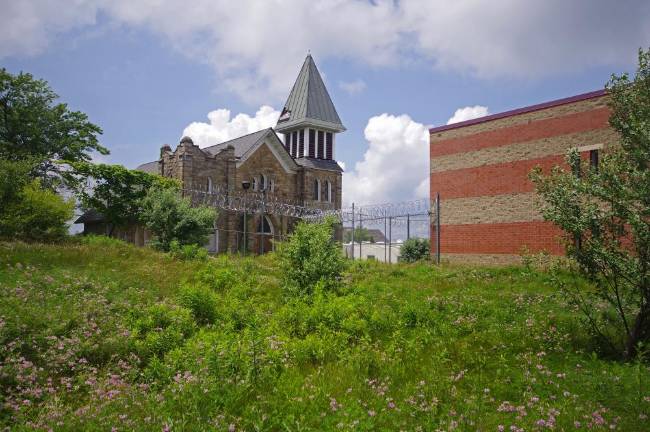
(574, 421), (582, 428)
(228, 424), (235, 432)
(498, 426), (504, 432)
(368, 410), (376, 417)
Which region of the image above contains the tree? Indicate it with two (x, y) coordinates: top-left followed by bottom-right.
(0, 161), (74, 242)
(139, 187), (217, 251)
(70, 162), (177, 237)
(277, 217), (346, 297)
(344, 227), (373, 243)
(531, 48), (650, 360)
(400, 238), (430, 263)
(0, 69), (106, 185)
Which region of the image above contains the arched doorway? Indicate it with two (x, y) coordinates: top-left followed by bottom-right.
(257, 215), (274, 254)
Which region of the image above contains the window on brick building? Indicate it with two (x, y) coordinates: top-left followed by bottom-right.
(252, 176), (258, 191)
(259, 174), (267, 191)
(206, 177), (213, 193)
(325, 180), (332, 202)
(590, 149), (599, 171)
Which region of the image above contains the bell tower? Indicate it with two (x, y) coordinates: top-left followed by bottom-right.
(275, 54), (345, 161)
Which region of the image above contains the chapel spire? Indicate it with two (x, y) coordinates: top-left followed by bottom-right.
(276, 54), (345, 160)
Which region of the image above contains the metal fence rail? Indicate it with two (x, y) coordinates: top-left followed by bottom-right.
(182, 184), (440, 263)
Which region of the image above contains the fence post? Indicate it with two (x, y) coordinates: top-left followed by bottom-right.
(388, 216), (392, 264)
(384, 216), (388, 262)
(351, 203), (355, 260)
(407, 214), (410, 240)
(359, 212), (363, 260)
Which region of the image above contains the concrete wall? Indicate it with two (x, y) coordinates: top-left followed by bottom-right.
(343, 243), (402, 263)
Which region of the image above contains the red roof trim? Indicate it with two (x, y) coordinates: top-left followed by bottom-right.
(429, 89), (607, 134)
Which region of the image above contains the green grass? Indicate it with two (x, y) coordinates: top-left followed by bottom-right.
(0, 238), (648, 431)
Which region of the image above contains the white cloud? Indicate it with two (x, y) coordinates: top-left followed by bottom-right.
(338, 79), (367, 95)
(2, 1), (648, 103)
(446, 105), (489, 125)
(0, 1), (98, 58)
(182, 105), (280, 148)
(343, 114), (429, 207)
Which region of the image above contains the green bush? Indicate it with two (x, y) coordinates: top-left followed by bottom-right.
(140, 187), (216, 251)
(169, 240), (209, 261)
(277, 217), (346, 297)
(0, 176), (74, 242)
(178, 284), (218, 325)
(400, 238), (430, 263)
(130, 303), (196, 360)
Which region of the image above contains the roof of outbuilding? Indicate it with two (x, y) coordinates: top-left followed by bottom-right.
(135, 160), (159, 174)
(294, 157), (344, 173)
(74, 209), (105, 224)
(275, 54), (345, 133)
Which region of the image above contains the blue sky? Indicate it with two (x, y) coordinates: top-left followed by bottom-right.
(2, 1), (648, 207)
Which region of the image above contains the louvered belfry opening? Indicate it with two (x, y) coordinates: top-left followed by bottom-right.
(309, 129), (316, 157)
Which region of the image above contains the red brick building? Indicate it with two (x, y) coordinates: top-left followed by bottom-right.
(429, 90), (618, 264)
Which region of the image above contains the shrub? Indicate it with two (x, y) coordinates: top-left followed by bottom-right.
(531, 48), (650, 360)
(197, 265), (238, 291)
(400, 238), (430, 263)
(277, 217), (346, 297)
(130, 303), (196, 361)
(178, 284), (218, 325)
(140, 187), (216, 251)
(0, 177), (74, 242)
(169, 240), (209, 261)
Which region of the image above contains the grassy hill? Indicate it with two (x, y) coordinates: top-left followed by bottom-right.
(0, 238), (648, 431)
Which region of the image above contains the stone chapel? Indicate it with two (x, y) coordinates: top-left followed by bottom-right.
(78, 54), (345, 253)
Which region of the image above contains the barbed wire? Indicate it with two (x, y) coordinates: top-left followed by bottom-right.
(183, 183), (434, 227)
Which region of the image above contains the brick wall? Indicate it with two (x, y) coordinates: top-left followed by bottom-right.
(429, 91), (617, 264)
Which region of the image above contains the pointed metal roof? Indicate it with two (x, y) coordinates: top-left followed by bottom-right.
(275, 54), (345, 133)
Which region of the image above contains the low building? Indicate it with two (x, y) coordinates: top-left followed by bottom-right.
(429, 89), (617, 264)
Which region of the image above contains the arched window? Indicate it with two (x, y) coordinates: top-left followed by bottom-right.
(259, 174), (267, 191)
(269, 179), (275, 193)
(313, 179), (321, 201)
(257, 215), (273, 234)
(252, 177), (258, 191)
(206, 177), (213, 193)
(325, 180), (332, 203)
